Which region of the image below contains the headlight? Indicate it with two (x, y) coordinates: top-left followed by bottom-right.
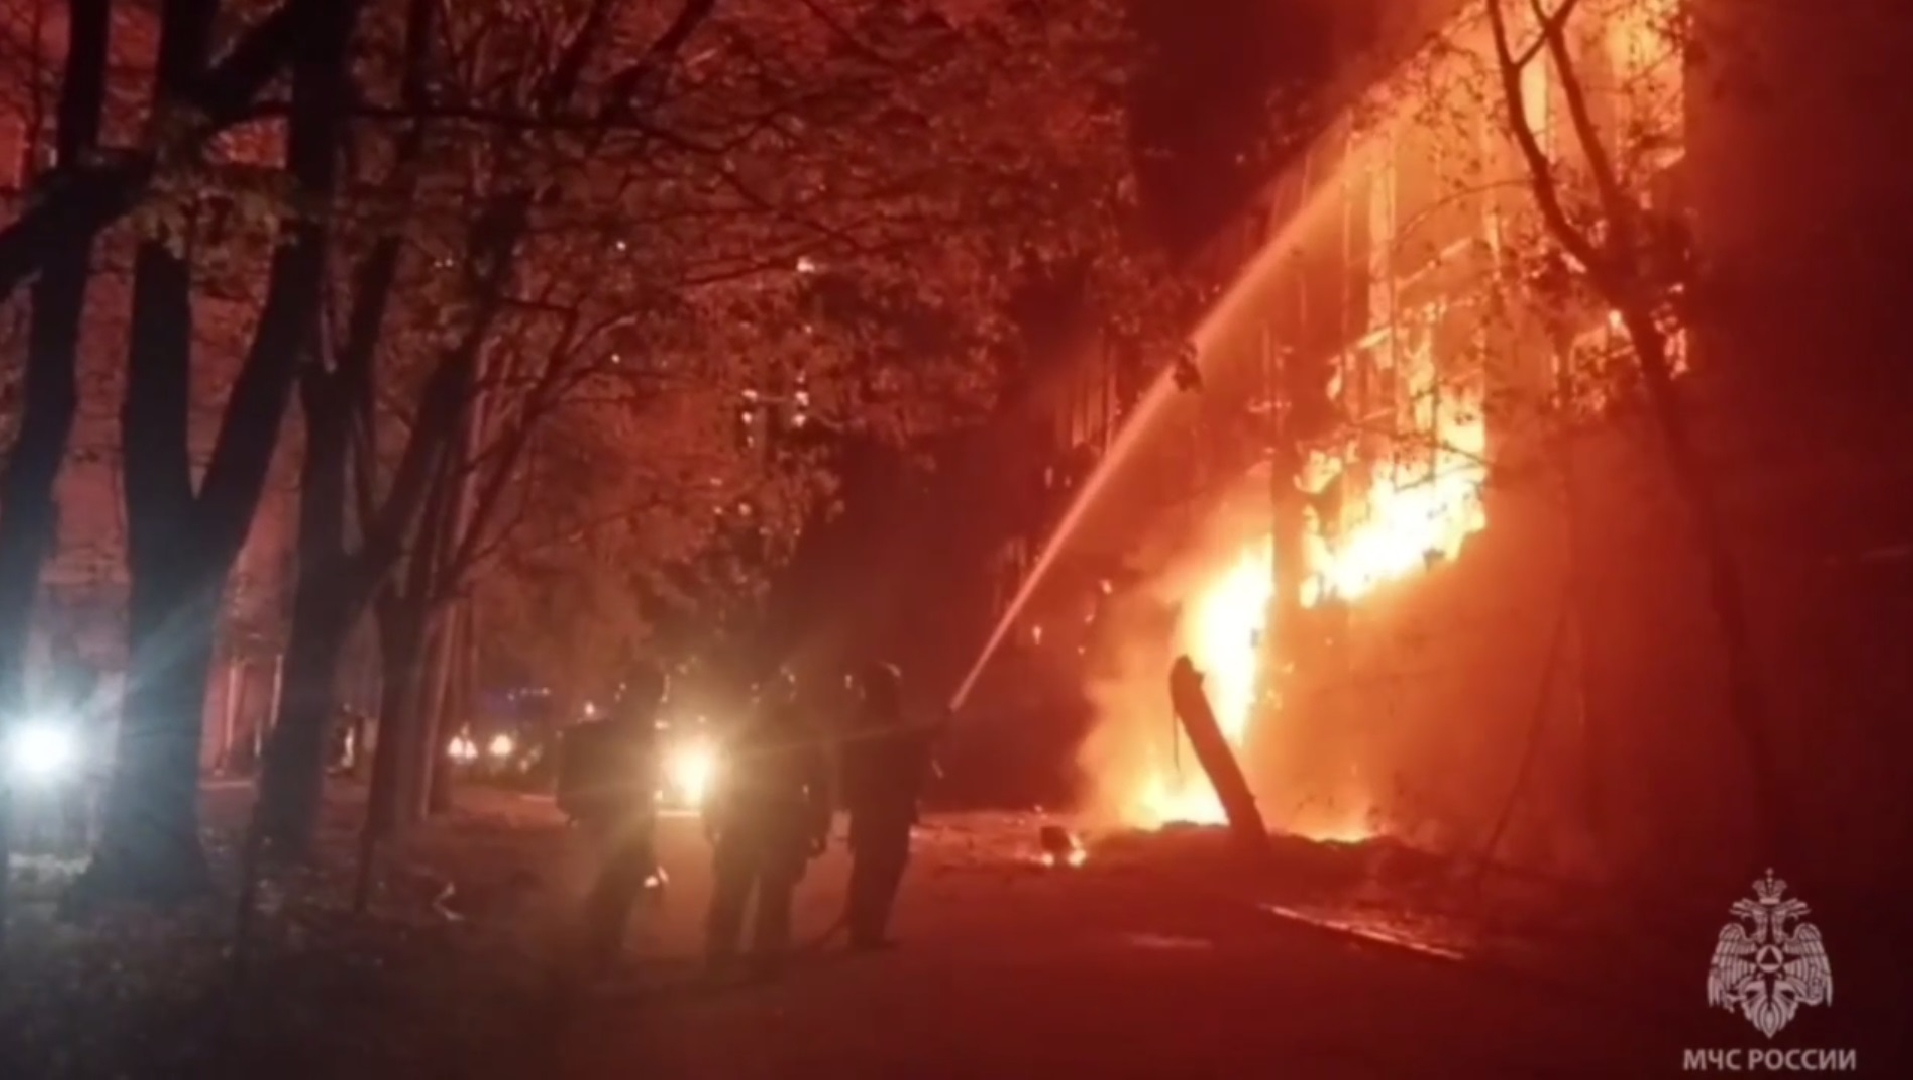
(666, 741), (717, 805)
(5, 720), (77, 783)
(448, 735), (478, 764)
(487, 733), (514, 759)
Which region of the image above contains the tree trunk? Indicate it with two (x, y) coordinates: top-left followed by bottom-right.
(356, 593), (424, 911)
(367, 594), (427, 840)
(406, 609), (453, 821)
(437, 601), (477, 809)
(1624, 312), (1790, 866)
(1485, 0), (1788, 869)
(0, 1), (354, 308)
(256, 377), (352, 857)
(82, 181), (212, 904)
(424, 608), (460, 815)
(88, 548), (220, 902)
(1550, 327), (1606, 862)
(416, 376), (486, 819)
(256, 600), (347, 858)
(257, 0), (439, 858)
(0, 0), (110, 943)
(79, 0), (362, 908)
(368, 444), (460, 837)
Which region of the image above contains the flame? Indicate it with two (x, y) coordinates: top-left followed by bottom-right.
(1303, 334), (1487, 607)
(1131, 542), (1270, 828)
(1125, 333), (1486, 841)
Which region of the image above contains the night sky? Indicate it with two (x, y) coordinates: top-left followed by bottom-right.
(1129, 0), (1343, 256)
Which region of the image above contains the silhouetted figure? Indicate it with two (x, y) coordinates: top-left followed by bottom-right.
(840, 662), (938, 951)
(326, 705), (357, 775)
(563, 662), (667, 977)
(704, 671), (830, 979)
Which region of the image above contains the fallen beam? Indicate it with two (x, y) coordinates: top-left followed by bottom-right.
(1168, 655), (1271, 860)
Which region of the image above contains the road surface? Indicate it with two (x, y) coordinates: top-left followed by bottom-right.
(541, 814), (1683, 1079)
(178, 784), (1887, 1078)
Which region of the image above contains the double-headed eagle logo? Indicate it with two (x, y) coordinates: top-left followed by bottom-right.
(1706, 870), (1834, 1037)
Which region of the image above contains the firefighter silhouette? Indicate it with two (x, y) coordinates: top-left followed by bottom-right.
(565, 662), (667, 976)
(703, 669), (831, 978)
(839, 662), (938, 951)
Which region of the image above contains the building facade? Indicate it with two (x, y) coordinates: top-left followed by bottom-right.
(1058, 0), (1911, 889)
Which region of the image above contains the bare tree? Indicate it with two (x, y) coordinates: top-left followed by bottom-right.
(255, 0), (1177, 864)
(76, 0), (368, 905)
(1481, 0), (1785, 861)
(0, 0), (109, 946)
(0, 0), (346, 307)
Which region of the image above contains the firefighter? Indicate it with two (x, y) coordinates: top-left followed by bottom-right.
(572, 662), (668, 977)
(840, 661), (938, 952)
(703, 670), (830, 979)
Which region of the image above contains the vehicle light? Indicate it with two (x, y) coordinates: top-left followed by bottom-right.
(667, 740), (717, 805)
(5, 720), (77, 783)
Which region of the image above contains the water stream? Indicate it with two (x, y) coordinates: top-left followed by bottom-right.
(947, 171), (1351, 713)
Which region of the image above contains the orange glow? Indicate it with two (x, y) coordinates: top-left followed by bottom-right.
(1086, 0), (1691, 845)
(1130, 541), (1268, 828)
(1124, 331), (1486, 840)
(1041, 846), (1089, 869)
(1302, 346), (1486, 607)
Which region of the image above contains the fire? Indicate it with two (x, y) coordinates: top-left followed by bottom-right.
(1303, 325), (1487, 607)
(1132, 542), (1270, 828)
(1125, 338), (1486, 839)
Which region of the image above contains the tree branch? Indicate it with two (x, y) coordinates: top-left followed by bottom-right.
(1513, 0), (1580, 69)
(0, 0), (348, 304)
(599, 0), (724, 116)
(1485, 0), (1607, 278)
(442, 322), (593, 590)
(197, 0), (370, 565)
(464, 495), (643, 576)
(1532, 0), (1641, 265)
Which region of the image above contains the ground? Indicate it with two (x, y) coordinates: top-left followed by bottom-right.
(577, 817), (1663, 1079)
(3, 784), (1901, 1078)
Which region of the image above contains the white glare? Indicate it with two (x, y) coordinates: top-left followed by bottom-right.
(6, 722), (77, 783)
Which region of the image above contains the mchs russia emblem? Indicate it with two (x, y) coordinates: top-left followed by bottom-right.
(1706, 870), (1834, 1038)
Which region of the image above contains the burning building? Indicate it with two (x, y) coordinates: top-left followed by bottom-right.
(1069, 0), (1913, 890)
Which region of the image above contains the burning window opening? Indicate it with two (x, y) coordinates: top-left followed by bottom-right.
(1109, 322), (1487, 841)
(1071, 0), (1687, 851)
